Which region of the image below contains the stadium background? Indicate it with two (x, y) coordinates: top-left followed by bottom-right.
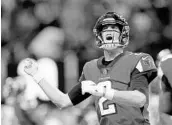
(1, 0), (172, 125)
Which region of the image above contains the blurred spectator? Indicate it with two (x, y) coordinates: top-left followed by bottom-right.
(28, 26), (64, 60)
(148, 48), (172, 125)
(64, 50), (79, 92)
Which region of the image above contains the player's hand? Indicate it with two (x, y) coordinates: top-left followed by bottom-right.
(81, 80), (105, 97)
(81, 80), (96, 95)
(23, 58), (43, 83)
(96, 81), (115, 100)
(93, 84), (106, 97)
(23, 58), (38, 77)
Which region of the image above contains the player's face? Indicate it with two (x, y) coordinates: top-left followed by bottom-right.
(101, 24), (121, 48)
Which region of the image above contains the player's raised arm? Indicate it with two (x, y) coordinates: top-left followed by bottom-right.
(23, 58), (94, 109)
(23, 58), (73, 108)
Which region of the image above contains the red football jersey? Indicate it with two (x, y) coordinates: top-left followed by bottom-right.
(82, 51), (156, 125)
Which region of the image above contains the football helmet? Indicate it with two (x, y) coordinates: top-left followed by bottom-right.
(93, 12), (130, 49)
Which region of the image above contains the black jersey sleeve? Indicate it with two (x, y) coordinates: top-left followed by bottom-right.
(129, 54), (157, 95)
(129, 68), (157, 96)
(68, 72), (91, 105)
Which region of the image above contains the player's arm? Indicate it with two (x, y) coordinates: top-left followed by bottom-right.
(95, 80), (147, 108)
(110, 90), (145, 108)
(105, 69), (156, 107)
(37, 73), (91, 108)
(35, 79), (72, 108)
(108, 55), (157, 107)
(23, 58), (91, 109)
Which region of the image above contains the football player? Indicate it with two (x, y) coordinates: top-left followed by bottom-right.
(158, 54), (172, 125)
(23, 12), (157, 125)
(148, 50), (172, 125)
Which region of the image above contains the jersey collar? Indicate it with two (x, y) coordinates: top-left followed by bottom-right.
(97, 51), (126, 69)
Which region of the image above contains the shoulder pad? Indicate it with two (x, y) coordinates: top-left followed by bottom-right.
(83, 59), (98, 71)
(82, 59), (99, 80)
(135, 53), (157, 72)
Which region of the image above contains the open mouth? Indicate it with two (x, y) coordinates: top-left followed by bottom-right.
(106, 35), (113, 40)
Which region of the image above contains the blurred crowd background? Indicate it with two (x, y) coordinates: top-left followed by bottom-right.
(1, 0), (172, 125)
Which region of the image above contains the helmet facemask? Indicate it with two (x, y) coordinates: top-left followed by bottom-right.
(93, 12), (130, 50)
(98, 24), (122, 50)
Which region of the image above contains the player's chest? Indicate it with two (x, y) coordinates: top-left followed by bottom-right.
(86, 63), (132, 90)
(98, 67), (130, 90)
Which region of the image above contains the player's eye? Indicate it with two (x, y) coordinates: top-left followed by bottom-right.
(102, 25), (120, 32)
(102, 25), (109, 31)
(111, 25), (116, 29)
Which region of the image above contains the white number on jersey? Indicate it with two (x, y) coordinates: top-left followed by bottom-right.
(98, 81), (117, 116)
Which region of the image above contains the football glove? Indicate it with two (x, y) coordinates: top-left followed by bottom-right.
(81, 80), (105, 97)
(23, 58), (43, 83)
(97, 81), (115, 100)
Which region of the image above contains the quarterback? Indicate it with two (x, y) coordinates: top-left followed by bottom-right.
(23, 12), (157, 125)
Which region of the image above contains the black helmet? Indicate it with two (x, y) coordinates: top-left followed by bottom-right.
(93, 12), (130, 48)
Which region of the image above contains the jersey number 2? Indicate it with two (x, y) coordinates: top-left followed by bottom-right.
(98, 81), (117, 116)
